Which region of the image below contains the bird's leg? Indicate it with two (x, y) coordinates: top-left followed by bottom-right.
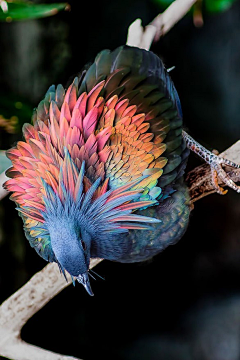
(183, 130), (240, 194)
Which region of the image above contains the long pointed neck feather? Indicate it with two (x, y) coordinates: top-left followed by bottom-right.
(47, 217), (87, 276)
(41, 159), (160, 238)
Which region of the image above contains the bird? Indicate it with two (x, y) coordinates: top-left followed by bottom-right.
(4, 45), (240, 295)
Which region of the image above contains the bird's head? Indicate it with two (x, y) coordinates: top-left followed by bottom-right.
(41, 158), (96, 295)
(46, 216), (93, 295)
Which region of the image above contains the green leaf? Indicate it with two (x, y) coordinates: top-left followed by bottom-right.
(0, 151), (11, 173)
(0, 93), (33, 134)
(0, 2), (68, 22)
(152, 0), (237, 13)
(204, 0), (237, 13)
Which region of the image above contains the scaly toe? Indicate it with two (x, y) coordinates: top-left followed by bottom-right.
(217, 156), (240, 169)
(211, 168), (228, 195)
(183, 131), (240, 194)
(211, 160), (240, 194)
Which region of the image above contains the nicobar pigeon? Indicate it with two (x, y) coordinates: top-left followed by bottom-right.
(6, 45), (237, 295)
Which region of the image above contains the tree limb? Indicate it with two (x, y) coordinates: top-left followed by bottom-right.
(150, 0), (197, 41)
(126, 0), (197, 49)
(0, 170), (9, 200)
(0, 259), (102, 360)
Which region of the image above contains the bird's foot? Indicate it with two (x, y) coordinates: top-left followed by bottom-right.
(183, 130), (240, 195)
(209, 155), (240, 194)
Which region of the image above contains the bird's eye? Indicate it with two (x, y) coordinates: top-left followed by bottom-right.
(81, 240), (86, 251)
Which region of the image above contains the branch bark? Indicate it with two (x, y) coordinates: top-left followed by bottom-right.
(0, 259), (102, 360)
(126, 0), (197, 49)
(150, 0), (197, 41)
(0, 170), (9, 201)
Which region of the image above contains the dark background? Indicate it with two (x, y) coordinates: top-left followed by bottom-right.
(1, 1), (240, 359)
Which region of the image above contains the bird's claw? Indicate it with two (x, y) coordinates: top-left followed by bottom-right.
(183, 131), (240, 195)
(211, 168), (227, 195)
(210, 155), (240, 195)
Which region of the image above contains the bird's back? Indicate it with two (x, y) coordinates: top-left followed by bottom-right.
(79, 45), (191, 261)
(79, 46), (188, 200)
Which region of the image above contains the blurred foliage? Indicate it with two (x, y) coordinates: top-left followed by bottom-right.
(0, 1), (68, 22)
(153, 0), (238, 13)
(0, 114), (18, 134)
(0, 93), (33, 136)
(0, 0), (68, 150)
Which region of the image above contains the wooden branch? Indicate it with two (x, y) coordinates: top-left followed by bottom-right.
(0, 170), (9, 201)
(0, 258), (102, 360)
(126, 0), (197, 50)
(126, 18), (157, 50)
(150, 0), (197, 41)
(0, 0), (8, 13)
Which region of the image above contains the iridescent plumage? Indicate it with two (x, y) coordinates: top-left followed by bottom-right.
(4, 46), (190, 294)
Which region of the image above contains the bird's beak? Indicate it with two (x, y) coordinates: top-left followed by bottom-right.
(76, 272), (94, 296)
